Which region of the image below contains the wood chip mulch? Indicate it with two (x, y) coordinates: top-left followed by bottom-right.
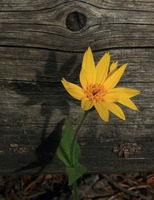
(0, 172), (154, 200)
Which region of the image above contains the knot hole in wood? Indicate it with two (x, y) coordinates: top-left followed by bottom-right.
(66, 11), (87, 31)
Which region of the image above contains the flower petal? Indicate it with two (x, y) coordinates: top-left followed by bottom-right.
(103, 87), (140, 102)
(109, 87), (140, 98)
(94, 102), (109, 122)
(96, 52), (110, 84)
(118, 98), (138, 111)
(108, 61), (118, 75)
(103, 102), (126, 120)
(61, 78), (84, 100)
(81, 98), (93, 110)
(80, 68), (88, 89)
(104, 63), (128, 90)
(80, 47), (96, 86)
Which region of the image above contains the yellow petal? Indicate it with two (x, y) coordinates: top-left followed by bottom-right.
(80, 47), (96, 85)
(96, 52), (110, 84)
(61, 78), (84, 100)
(103, 93), (118, 102)
(103, 88), (140, 102)
(103, 102), (126, 120)
(80, 68), (88, 89)
(118, 98), (138, 111)
(94, 102), (109, 122)
(81, 98), (93, 110)
(108, 61), (118, 75)
(104, 63), (128, 90)
(109, 88), (140, 98)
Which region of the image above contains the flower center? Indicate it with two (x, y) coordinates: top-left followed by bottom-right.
(84, 84), (106, 102)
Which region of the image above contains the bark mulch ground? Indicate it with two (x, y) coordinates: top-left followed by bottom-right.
(0, 172), (154, 200)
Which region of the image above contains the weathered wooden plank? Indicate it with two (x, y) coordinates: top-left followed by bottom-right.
(0, 48), (153, 82)
(0, 0), (153, 174)
(0, 136), (154, 174)
(0, 0), (66, 11)
(82, 0), (154, 12)
(0, 1), (153, 51)
(0, 0), (154, 12)
(0, 85), (153, 124)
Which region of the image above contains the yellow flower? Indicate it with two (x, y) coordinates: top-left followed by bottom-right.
(61, 47), (140, 122)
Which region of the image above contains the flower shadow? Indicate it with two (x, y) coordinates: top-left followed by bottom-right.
(13, 51), (79, 173)
(15, 119), (64, 174)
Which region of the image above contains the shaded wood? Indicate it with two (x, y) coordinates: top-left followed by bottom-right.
(0, 0), (153, 174)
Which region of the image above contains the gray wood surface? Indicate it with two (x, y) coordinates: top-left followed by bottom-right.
(0, 0), (154, 174)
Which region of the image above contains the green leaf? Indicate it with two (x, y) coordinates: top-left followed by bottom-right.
(72, 142), (80, 165)
(56, 120), (73, 166)
(56, 119), (81, 167)
(56, 143), (72, 166)
(66, 163), (87, 185)
(56, 119), (87, 185)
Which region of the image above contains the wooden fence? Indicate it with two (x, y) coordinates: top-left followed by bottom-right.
(0, 0), (154, 174)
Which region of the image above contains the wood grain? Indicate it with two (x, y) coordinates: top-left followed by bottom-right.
(0, 0), (153, 174)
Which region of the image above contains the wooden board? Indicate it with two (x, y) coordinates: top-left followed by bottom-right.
(0, 0), (154, 174)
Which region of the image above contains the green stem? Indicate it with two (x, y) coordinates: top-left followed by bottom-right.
(72, 181), (79, 200)
(70, 111), (89, 164)
(70, 111), (89, 200)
